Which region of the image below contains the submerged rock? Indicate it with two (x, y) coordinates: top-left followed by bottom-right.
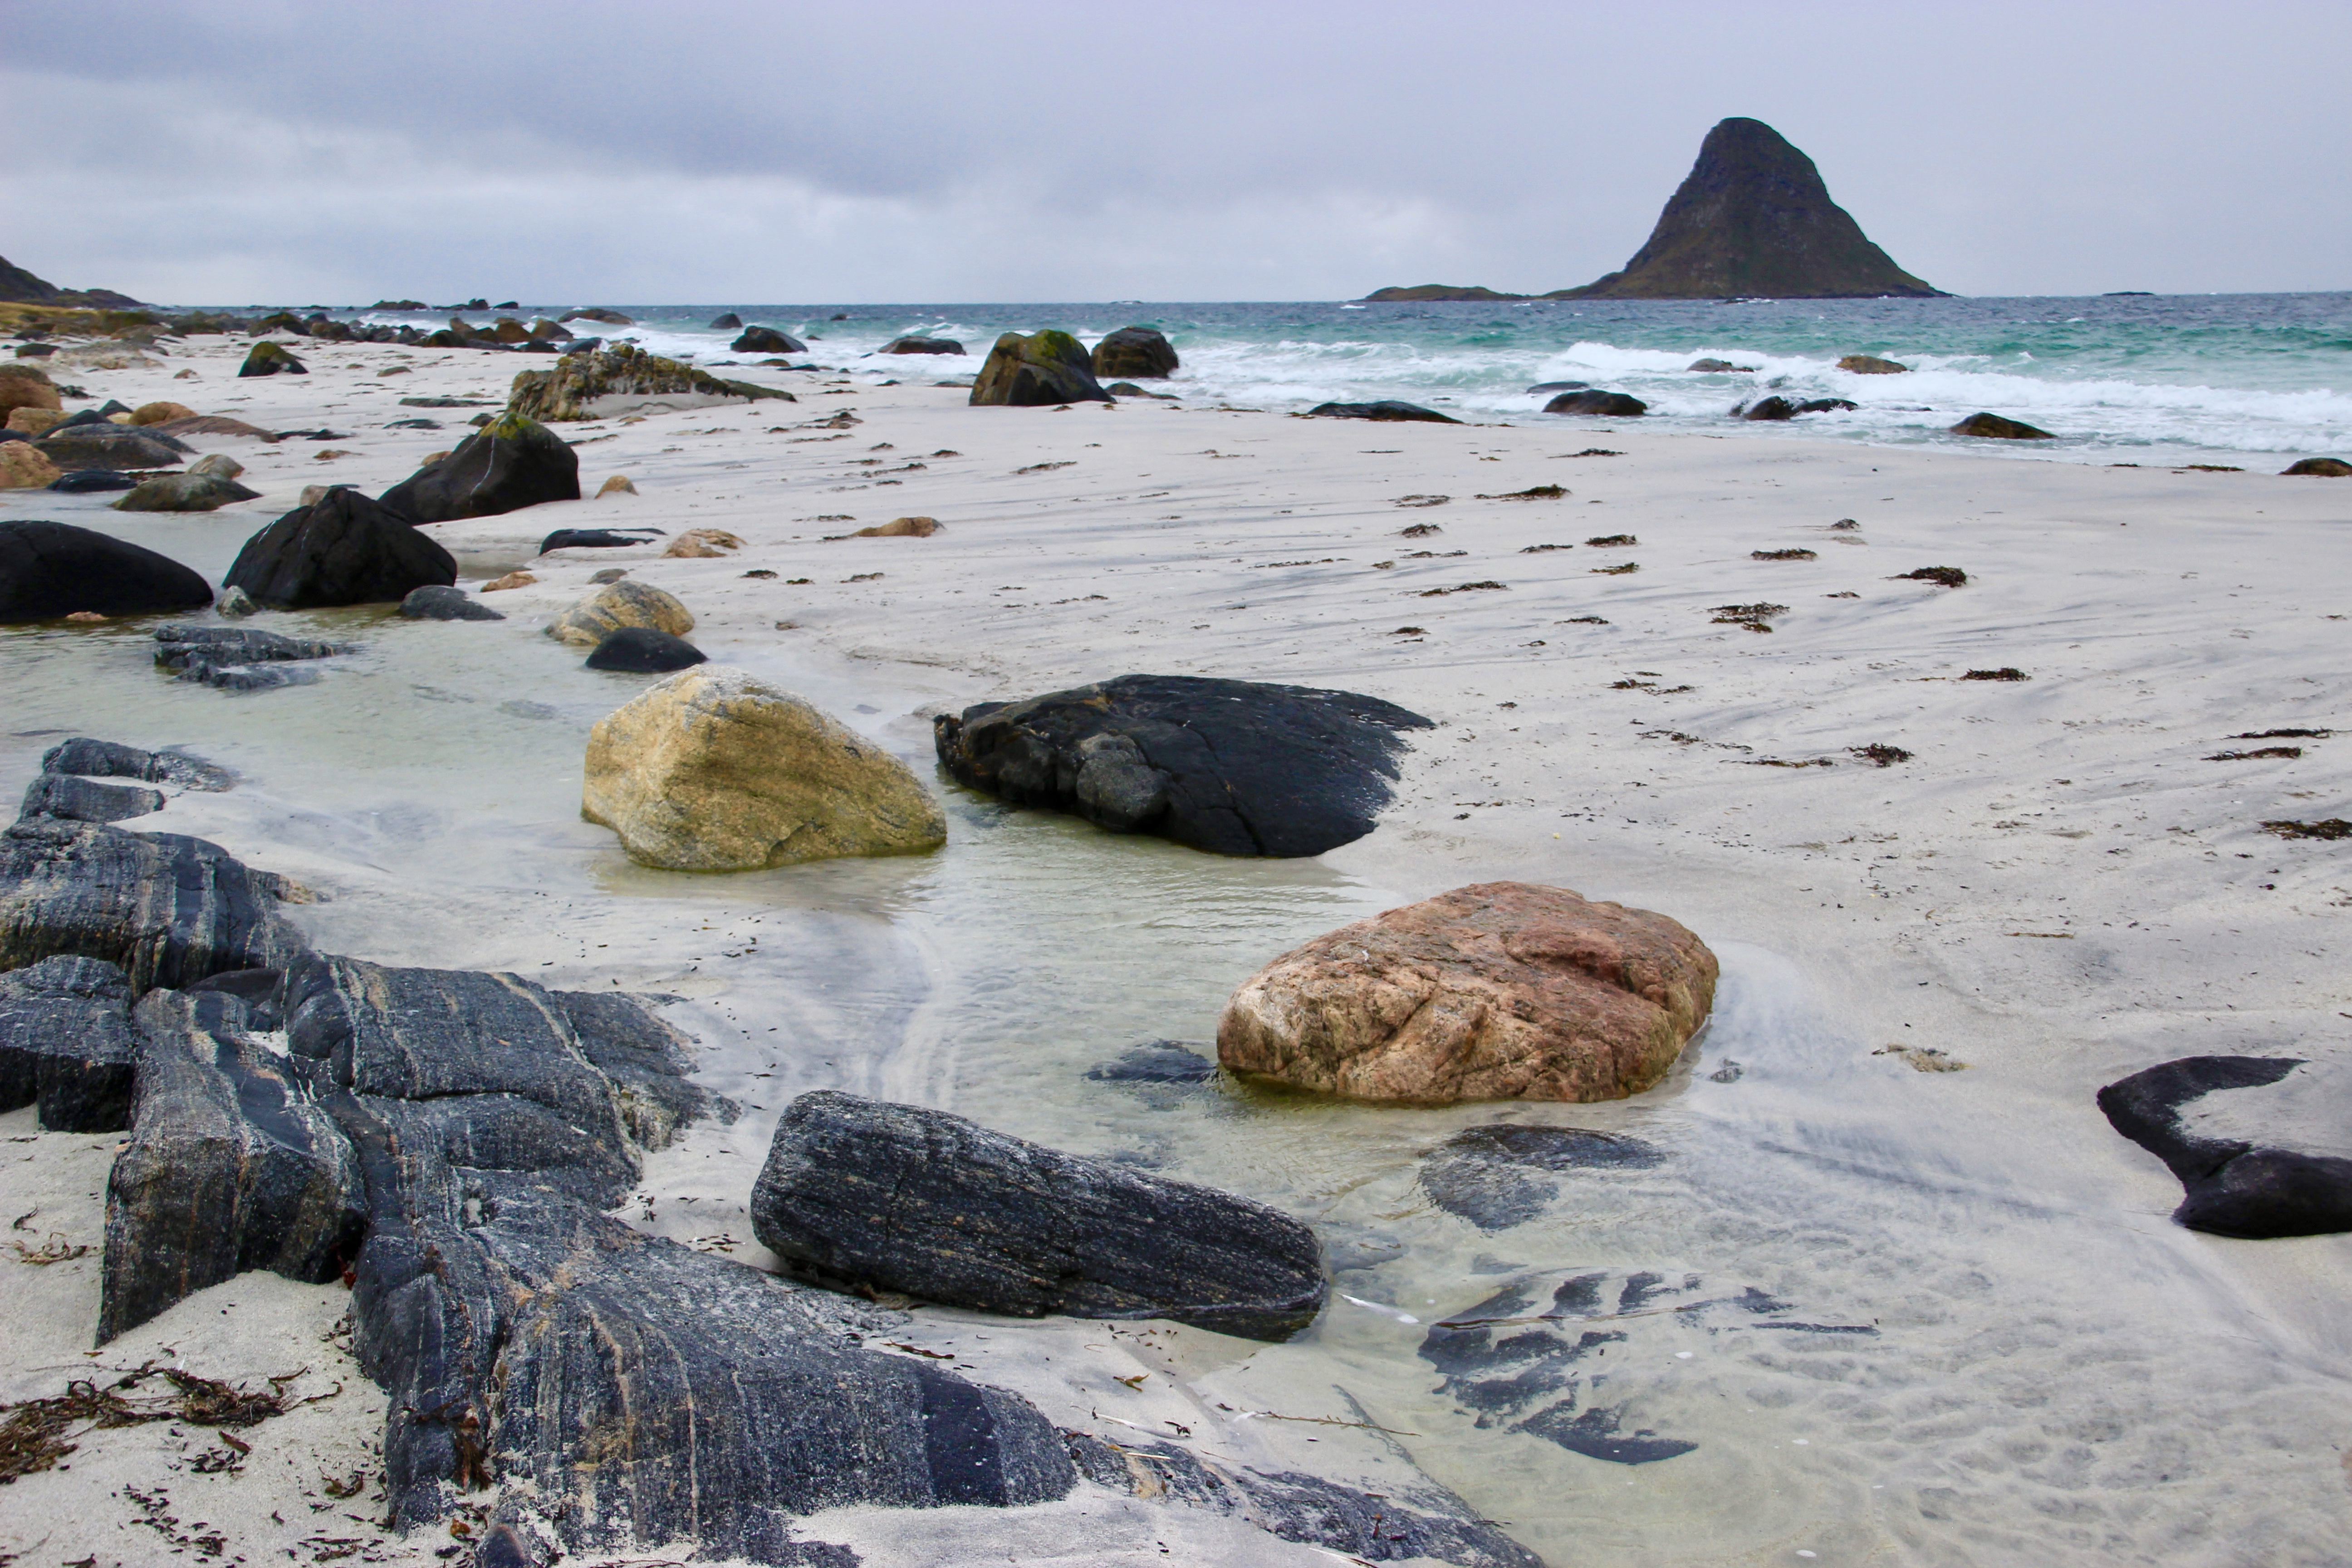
(933, 674), (1432, 857)
(1419, 1123), (1666, 1230)
(544, 578), (694, 648)
(111, 471), (260, 512)
(1950, 412), (2054, 440)
(2097, 1056), (2352, 1238)
(379, 409), (581, 522)
(17, 773), (165, 825)
(1307, 400), (1460, 423)
(397, 583), (504, 621)
(0, 519), (214, 622)
(752, 1090), (1328, 1340)
(506, 344), (793, 421)
(0, 954), (137, 1132)
(224, 487), (458, 608)
(1091, 325), (1179, 379)
(153, 623), (356, 690)
(585, 626), (706, 672)
(583, 664), (946, 870)
(970, 330), (1112, 406)
(1740, 396), (1857, 421)
(1544, 390), (1646, 416)
(1219, 882), (1718, 1104)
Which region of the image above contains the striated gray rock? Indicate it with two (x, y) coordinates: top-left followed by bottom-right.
(2098, 1056), (2352, 1239)
(398, 583), (504, 621)
(0, 519), (214, 622)
(98, 988), (367, 1341)
(752, 1090), (1328, 1341)
(1091, 326), (1178, 380)
(225, 487), (457, 609)
(40, 737), (231, 791)
(553, 988), (735, 1147)
(934, 673), (1431, 858)
(18, 773), (165, 825)
(969, 330), (1111, 406)
(0, 955), (138, 1132)
(0, 818), (307, 991)
(155, 623), (352, 671)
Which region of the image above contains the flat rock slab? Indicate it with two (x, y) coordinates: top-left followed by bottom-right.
(153, 624), (355, 691)
(933, 673), (1432, 857)
(2098, 1056), (2352, 1237)
(0, 954), (137, 1132)
(1420, 1123), (1666, 1230)
(752, 1090), (1328, 1341)
(18, 772), (165, 825)
(40, 736), (232, 790)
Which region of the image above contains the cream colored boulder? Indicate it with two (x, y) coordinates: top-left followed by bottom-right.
(583, 665), (947, 871)
(188, 453), (245, 480)
(545, 580), (694, 648)
(131, 401), (197, 426)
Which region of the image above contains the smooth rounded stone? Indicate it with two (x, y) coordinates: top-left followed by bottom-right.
(0, 363), (61, 418)
(187, 452), (245, 479)
(379, 409), (580, 521)
(18, 772), (165, 825)
(130, 400), (197, 426)
(1218, 882), (1720, 1104)
(41, 736), (232, 791)
(224, 486), (457, 608)
(707, 312), (743, 330)
(152, 413), (276, 440)
(583, 664), (946, 870)
(1544, 390), (1648, 416)
(753, 1089), (1329, 1340)
(238, 340), (307, 377)
(527, 318), (572, 341)
(882, 335), (965, 355)
(2098, 1056), (2352, 1238)
(933, 673), (1432, 857)
(540, 526), (658, 552)
(1740, 396), (1799, 421)
(970, 329), (1112, 406)
(0, 442), (60, 488)
(7, 407), (68, 437)
(1307, 399), (1461, 423)
(588, 567), (627, 584)
(729, 326), (806, 354)
(1419, 1124), (1666, 1231)
(1837, 354), (1909, 373)
(0, 954), (137, 1132)
(2281, 457), (2351, 477)
(0, 519), (213, 622)
(112, 471), (261, 512)
(36, 425), (190, 470)
(1951, 412), (2054, 440)
(545, 579), (693, 647)
(507, 343), (793, 421)
(585, 626), (706, 672)
(1090, 325), (1178, 379)
(398, 583), (505, 621)
(1525, 380), (1591, 394)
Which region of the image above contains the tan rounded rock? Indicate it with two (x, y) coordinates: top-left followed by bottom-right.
(6, 406), (66, 436)
(0, 366), (60, 420)
(188, 453), (245, 480)
(481, 570), (538, 592)
(131, 401), (196, 426)
(597, 474), (637, 497)
(853, 516), (941, 538)
(583, 665), (947, 871)
(663, 528), (744, 558)
(545, 580), (694, 648)
(1217, 881), (1718, 1104)
(0, 442), (61, 489)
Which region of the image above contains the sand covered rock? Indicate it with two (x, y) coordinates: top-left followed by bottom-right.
(585, 626), (706, 671)
(970, 329), (1112, 406)
(583, 665), (947, 870)
(545, 578), (693, 647)
(397, 583), (503, 620)
(111, 470), (260, 512)
(753, 1090), (1328, 1340)
(0, 519), (214, 622)
(1951, 412), (2054, 440)
(933, 674), (1431, 857)
(238, 340), (306, 377)
(379, 408), (580, 521)
(0, 441), (60, 488)
(1308, 399), (1460, 422)
(662, 526), (742, 557)
(1545, 390), (1647, 416)
(506, 343), (793, 421)
(224, 487), (458, 608)
(1091, 325), (1179, 379)
(730, 325), (805, 353)
(0, 954), (138, 1132)
(1218, 882), (1719, 1104)
(2098, 1056), (2352, 1238)
(16, 772), (164, 825)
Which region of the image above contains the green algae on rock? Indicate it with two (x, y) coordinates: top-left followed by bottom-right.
(507, 343), (795, 421)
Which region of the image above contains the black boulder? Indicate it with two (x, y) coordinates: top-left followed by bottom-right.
(1545, 390), (1647, 416)
(378, 410), (581, 522)
(0, 519), (214, 622)
(1091, 326), (1178, 379)
(709, 313), (743, 330)
(1307, 400), (1460, 423)
(46, 469), (139, 493)
(539, 527), (660, 552)
(730, 326), (806, 354)
(585, 627), (706, 672)
(397, 583), (504, 621)
(2097, 1056), (2352, 1238)
(223, 487), (457, 608)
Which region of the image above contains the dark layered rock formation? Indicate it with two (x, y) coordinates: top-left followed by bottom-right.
(39, 736), (232, 791)
(397, 584), (504, 621)
(18, 773), (165, 825)
(154, 624), (357, 691)
(1555, 118), (1941, 300)
(224, 488), (457, 609)
(0, 955), (138, 1132)
(379, 410), (581, 521)
(933, 673), (1432, 857)
(2098, 1057), (2352, 1238)
(752, 1091), (1328, 1341)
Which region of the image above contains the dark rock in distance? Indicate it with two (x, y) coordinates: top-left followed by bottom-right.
(1090, 326), (1178, 380)
(1741, 396), (1858, 421)
(1306, 400), (1460, 423)
(539, 527), (660, 552)
(1086, 1041), (1218, 1084)
(40, 737), (231, 791)
(1526, 381), (1590, 394)
(969, 330), (1112, 406)
(730, 326), (806, 355)
(0, 519), (214, 622)
(934, 673), (1432, 857)
(1544, 390), (1647, 416)
(0, 955), (138, 1132)
(2097, 1056), (2352, 1238)
(1950, 412), (2054, 440)
(1420, 1124), (1665, 1231)
(2281, 457), (2351, 477)
(398, 584), (504, 621)
(708, 313), (743, 330)
(379, 410), (581, 521)
(224, 487), (458, 608)
(585, 626), (707, 672)
(18, 773), (164, 825)
(1553, 118), (1941, 299)
(1838, 354), (1909, 374)
(882, 336), (965, 355)
(1687, 358), (1753, 372)
(239, 341), (308, 377)
(753, 1090), (1328, 1341)
(1358, 284), (1532, 303)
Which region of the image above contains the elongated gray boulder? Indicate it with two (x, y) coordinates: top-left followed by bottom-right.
(969, 330), (1111, 406)
(17, 773), (164, 825)
(225, 487), (457, 609)
(98, 988), (367, 1341)
(0, 955), (137, 1132)
(153, 624), (354, 689)
(0, 519), (213, 622)
(752, 1090), (1328, 1340)
(40, 736), (232, 791)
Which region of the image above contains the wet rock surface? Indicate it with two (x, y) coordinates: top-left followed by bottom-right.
(730, 326), (806, 354)
(224, 487), (458, 609)
(0, 519), (215, 622)
(153, 623), (356, 690)
(40, 735), (232, 790)
(2097, 1056), (2352, 1238)
(0, 953), (137, 1132)
(1091, 325), (1179, 379)
(545, 578), (693, 647)
(1420, 1123), (1667, 1230)
(1544, 390), (1647, 416)
(18, 772), (165, 825)
(379, 410), (581, 522)
(397, 583), (504, 620)
(753, 1090), (1329, 1340)
(933, 673), (1432, 857)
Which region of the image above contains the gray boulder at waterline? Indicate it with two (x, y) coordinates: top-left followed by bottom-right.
(1545, 390), (1647, 416)
(2098, 1056), (2352, 1238)
(398, 583), (504, 620)
(1306, 400), (1459, 423)
(17, 772), (164, 826)
(153, 624), (356, 693)
(40, 736), (231, 790)
(969, 329), (1112, 406)
(752, 1089), (1329, 1341)
(224, 487), (457, 609)
(0, 519), (214, 622)
(585, 626), (706, 672)
(0, 955), (137, 1132)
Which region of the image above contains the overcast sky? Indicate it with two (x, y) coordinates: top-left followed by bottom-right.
(9, 0), (2347, 305)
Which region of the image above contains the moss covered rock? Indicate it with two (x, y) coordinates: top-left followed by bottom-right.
(379, 409), (581, 521)
(507, 345), (794, 421)
(238, 341), (307, 377)
(970, 330), (1112, 406)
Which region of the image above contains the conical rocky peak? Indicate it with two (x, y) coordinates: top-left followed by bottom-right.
(1558, 118), (1941, 300)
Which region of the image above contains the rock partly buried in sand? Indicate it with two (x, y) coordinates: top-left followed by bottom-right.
(882, 335), (965, 355)
(223, 487), (458, 609)
(596, 473), (637, 496)
(753, 1090), (1328, 1340)
(151, 413), (277, 441)
(583, 665), (946, 870)
(43, 468), (133, 494)
(730, 325), (806, 354)
(187, 452), (244, 479)
(1091, 325), (1179, 379)
(0, 519), (214, 622)
(238, 341), (306, 377)
(2281, 457), (2351, 477)
(1837, 354), (1909, 374)
(506, 343), (793, 421)
(545, 579), (693, 647)
(398, 583), (504, 621)
(0, 441), (60, 488)
(541, 526), (659, 552)
(378, 409), (581, 521)
(935, 674), (1432, 857)
(98, 988), (367, 1343)
(1950, 412), (2054, 440)
(970, 329), (1113, 406)
(1419, 1123), (1666, 1231)
(111, 471), (260, 512)
(40, 736), (232, 791)
(1308, 399), (1461, 423)
(0, 955), (138, 1132)
(129, 400), (197, 426)
(1105, 380), (1177, 399)
(1218, 882), (1719, 1104)
(585, 626), (707, 672)
(662, 526), (742, 558)
(850, 514), (940, 537)
(17, 772), (165, 825)
(2097, 1056), (2352, 1239)
(1545, 390), (1647, 416)
(35, 424), (190, 471)
(153, 625), (355, 693)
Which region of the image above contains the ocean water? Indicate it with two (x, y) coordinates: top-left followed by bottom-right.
(358, 293), (2352, 466)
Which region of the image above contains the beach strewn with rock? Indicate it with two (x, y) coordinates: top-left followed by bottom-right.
(0, 314), (2347, 1568)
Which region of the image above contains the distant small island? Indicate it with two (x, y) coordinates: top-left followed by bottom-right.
(1362, 118), (1943, 303)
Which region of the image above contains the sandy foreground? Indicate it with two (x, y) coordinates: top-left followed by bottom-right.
(1, 331), (2347, 1566)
